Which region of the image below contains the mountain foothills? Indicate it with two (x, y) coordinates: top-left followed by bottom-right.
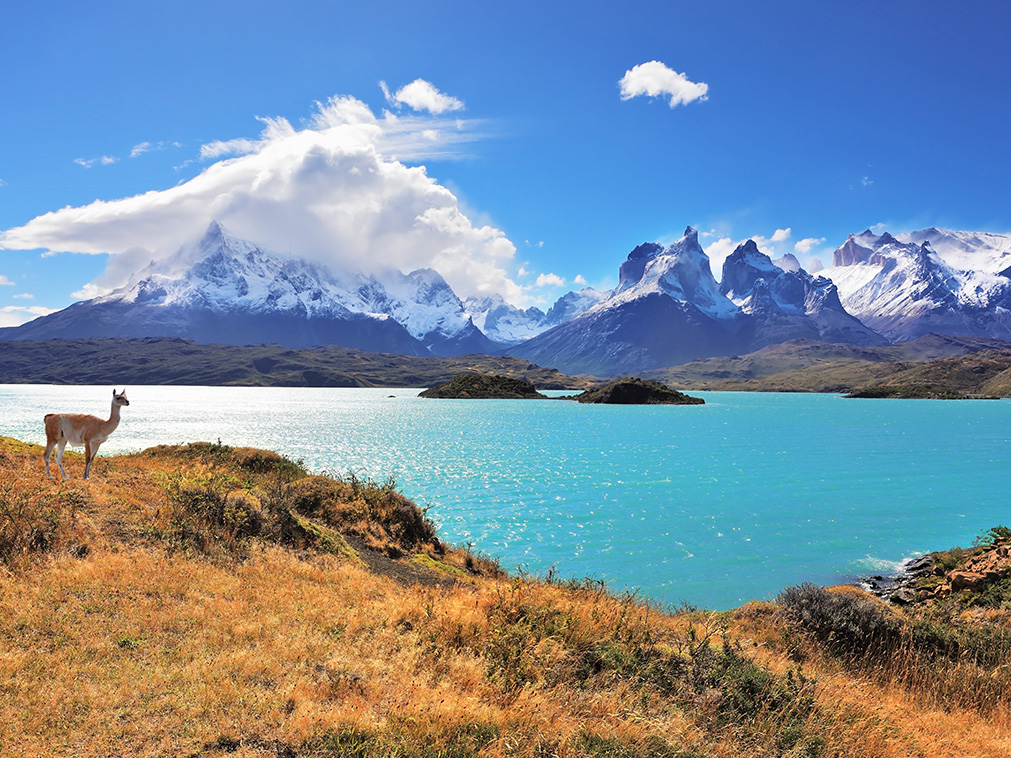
(3, 221), (1011, 376)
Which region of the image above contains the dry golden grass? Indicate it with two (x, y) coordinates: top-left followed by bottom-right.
(2, 435), (1010, 757)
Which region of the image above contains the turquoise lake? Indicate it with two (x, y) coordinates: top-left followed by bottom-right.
(3, 385), (1009, 610)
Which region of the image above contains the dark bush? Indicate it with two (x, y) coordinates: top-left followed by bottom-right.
(777, 583), (903, 658)
(230, 447), (305, 479)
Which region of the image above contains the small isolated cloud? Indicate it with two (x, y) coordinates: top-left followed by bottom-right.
(12, 292), (33, 299)
(619, 61), (709, 108)
(771, 228), (791, 243)
(131, 140), (182, 158)
(381, 79), (464, 115)
(0, 275), (13, 286)
(0, 305), (57, 328)
(861, 176), (874, 187)
(794, 237), (826, 254)
(74, 155), (118, 168)
(535, 272), (565, 288)
(573, 274), (588, 286)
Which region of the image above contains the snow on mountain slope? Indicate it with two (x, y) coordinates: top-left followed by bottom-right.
(1, 222), (493, 354)
(463, 287), (608, 345)
(899, 228), (1011, 276)
(604, 227), (740, 319)
(719, 240), (886, 347)
(819, 229), (1011, 342)
(463, 294), (547, 344)
(378, 268), (499, 355)
(512, 228), (754, 375)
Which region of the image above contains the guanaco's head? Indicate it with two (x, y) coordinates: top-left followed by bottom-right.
(113, 389), (130, 406)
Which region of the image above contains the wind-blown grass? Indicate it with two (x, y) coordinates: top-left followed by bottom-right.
(1, 435), (1010, 756)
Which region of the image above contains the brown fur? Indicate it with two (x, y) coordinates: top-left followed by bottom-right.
(44, 389), (130, 479)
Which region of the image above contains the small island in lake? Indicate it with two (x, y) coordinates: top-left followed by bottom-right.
(419, 373), (547, 399)
(573, 377), (705, 405)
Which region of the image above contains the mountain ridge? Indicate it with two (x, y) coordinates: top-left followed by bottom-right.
(6, 221), (1011, 376)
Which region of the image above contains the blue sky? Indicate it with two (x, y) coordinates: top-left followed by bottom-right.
(1, 0), (1009, 325)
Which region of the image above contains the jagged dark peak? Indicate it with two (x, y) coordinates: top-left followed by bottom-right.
(619, 242), (664, 290)
(725, 240), (775, 268)
(683, 225), (698, 241)
(720, 241), (780, 297)
(627, 242), (664, 261)
(878, 231), (899, 246)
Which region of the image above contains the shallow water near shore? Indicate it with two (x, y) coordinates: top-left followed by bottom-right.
(4, 384), (1009, 610)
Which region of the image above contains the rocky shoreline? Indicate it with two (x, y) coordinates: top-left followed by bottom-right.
(862, 536), (1011, 605)
(861, 554), (936, 605)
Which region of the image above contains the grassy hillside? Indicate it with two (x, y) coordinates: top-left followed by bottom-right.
(643, 335), (1011, 396)
(2, 437), (1011, 756)
(0, 338), (590, 389)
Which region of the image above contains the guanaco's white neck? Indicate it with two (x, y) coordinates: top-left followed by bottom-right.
(106, 401), (123, 431)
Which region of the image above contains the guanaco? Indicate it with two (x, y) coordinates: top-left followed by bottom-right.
(44, 389), (130, 480)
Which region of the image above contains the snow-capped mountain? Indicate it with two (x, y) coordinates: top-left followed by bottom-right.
(720, 240), (887, 348)
(464, 287), (609, 345)
(513, 227), (888, 376)
(8, 218), (1011, 374)
(818, 229), (1011, 342)
(1, 222), (497, 355)
(463, 295), (548, 344)
(513, 227), (754, 375)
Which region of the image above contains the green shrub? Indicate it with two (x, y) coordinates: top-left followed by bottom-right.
(977, 525), (1011, 546)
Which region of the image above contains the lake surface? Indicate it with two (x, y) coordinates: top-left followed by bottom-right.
(3, 384), (1009, 610)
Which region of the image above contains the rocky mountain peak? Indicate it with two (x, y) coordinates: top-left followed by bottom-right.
(834, 237), (875, 267)
(719, 241), (781, 299)
(626, 242), (663, 261)
(619, 242), (663, 290)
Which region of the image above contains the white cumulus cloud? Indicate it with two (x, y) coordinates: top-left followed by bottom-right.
(535, 273), (565, 288)
(619, 61), (709, 108)
(0, 274), (13, 286)
(12, 292), (33, 299)
(1, 94), (521, 304)
(381, 79), (464, 114)
(771, 228), (791, 243)
(794, 237), (826, 254)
